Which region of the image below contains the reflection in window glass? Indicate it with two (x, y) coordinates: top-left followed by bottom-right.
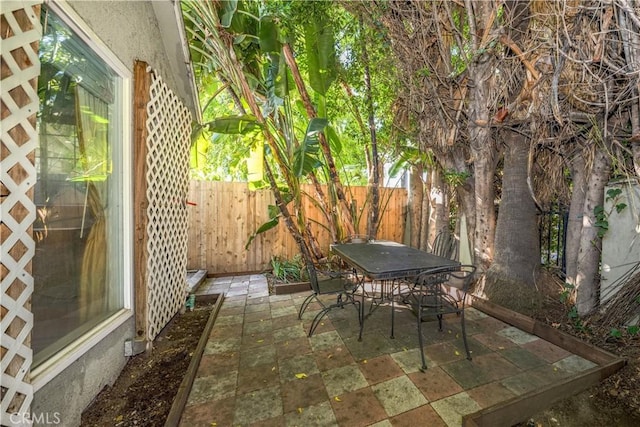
(33, 8), (124, 367)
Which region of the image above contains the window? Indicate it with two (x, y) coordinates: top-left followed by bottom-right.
(33, 5), (130, 368)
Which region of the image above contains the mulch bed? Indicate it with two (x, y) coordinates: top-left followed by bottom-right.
(81, 295), (218, 426)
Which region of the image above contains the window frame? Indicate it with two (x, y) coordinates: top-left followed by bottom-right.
(31, 0), (134, 392)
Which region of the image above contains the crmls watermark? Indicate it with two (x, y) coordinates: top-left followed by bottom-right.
(9, 412), (61, 425)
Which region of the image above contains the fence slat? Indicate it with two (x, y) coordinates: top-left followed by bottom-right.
(186, 182), (407, 274)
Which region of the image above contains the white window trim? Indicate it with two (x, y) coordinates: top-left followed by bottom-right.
(32, 0), (134, 391)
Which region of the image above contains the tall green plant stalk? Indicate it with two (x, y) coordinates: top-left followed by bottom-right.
(282, 43), (356, 237)
(360, 16), (381, 239)
(183, 0), (361, 262)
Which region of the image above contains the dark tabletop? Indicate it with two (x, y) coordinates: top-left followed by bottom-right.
(331, 241), (459, 280)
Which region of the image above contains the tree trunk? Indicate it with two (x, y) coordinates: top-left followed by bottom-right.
(575, 143), (612, 316)
(361, 17), (381, 240)
(408, 165), (424, 248)
(465, 0), (500, 272)
(429, 168), (447, 246)
(467, 57), (498, 273)
(565, 148), (587, 288)
(438, 149), (476, 261)
(419, 167), (432, 251)
(456, 175), (476, 265)
(484, 131), (541, 314)
(263, 162), (314, 265)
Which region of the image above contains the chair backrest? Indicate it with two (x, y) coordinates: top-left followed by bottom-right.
(414, 264), (476, 299)
(430, 231), (458, 260)
(341, 234), (370, 244)
(305, 262), (321, 293)
(414, 265), (457, 287)
(415, 264), (475, 285)
(447, 265), (476, 292)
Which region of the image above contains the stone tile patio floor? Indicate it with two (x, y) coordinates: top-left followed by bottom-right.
(180, 275), (598, 426)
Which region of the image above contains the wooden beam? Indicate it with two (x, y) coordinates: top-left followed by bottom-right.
(133, 60), (151, 340)
(463, 358), (626, 427)
(164, 295), (224, 427)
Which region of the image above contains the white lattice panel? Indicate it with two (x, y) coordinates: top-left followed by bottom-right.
(144, 68), (192, 340)
(1, 1), (41, 423)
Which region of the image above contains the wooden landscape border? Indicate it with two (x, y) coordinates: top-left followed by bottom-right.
(164, 294), (224, 427)
(463, 297), (627, 427)
(273, 281), (312, 295)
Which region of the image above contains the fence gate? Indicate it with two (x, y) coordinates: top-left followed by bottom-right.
(1, 1), (41, 422)
(538, 205), (568, 274)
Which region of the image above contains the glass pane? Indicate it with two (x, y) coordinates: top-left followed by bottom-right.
(33, 8), (124, 367)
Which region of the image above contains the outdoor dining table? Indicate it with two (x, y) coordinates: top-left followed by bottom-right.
(330, 240), (460, 337)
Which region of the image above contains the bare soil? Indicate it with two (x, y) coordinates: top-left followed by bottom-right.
(80, 296), (217, 427)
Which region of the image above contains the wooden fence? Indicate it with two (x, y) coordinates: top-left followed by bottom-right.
(186, 181), (408, 274)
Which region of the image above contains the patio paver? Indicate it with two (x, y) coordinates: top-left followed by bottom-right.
(179, 274), (617, 427)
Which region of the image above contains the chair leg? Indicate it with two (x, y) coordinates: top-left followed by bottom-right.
(307, 295), (363, 339)
(298, 293), (317, 320)
(356, 298), (364, 341)
(359, 289), (366, 341)
(308, 307), (330, 337)
(418, 303), (427, 372)
(390, 280), (395, 339)
(460, 309), (472, 360)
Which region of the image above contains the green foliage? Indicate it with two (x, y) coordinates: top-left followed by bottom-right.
(184, 0), (404, 254)
(443, 169), (471, 187)
(593, 188), (628, 238)
(606, 188), (627, 213)
(559, 282), (575, 304)
(259, 16), (281, 53)
(609, 325), (639, 339)
(270, 254), (305, 283)
(304, 17), (337, 95)
(593, 205), (608, 238)
(205, 115), (260, 134)
(567, 306), (587, 332)
(610, 328), (623, 339)
(293, 118), (328, 176)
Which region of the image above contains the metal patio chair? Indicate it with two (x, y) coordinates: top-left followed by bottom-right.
(298, 261), (363, 340)
(409, 264), (476, 371)
(399, 231), (458, 305)
(430, 230), (459, 260)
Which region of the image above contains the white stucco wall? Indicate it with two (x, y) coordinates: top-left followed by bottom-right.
(66, 0), (195, 116)
(601, 179), (640, 303)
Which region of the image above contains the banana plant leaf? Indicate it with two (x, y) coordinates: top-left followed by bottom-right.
(324, 125), (342, 155)
(245, 200), (291, 250)
(259, 15), (280, 53)
(245, 216), (279, 250)
(219, 0), (238, 28)
(292, 118), (328, 177)
(205, 115), (259, 134)
(304, 18), (336, 95)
